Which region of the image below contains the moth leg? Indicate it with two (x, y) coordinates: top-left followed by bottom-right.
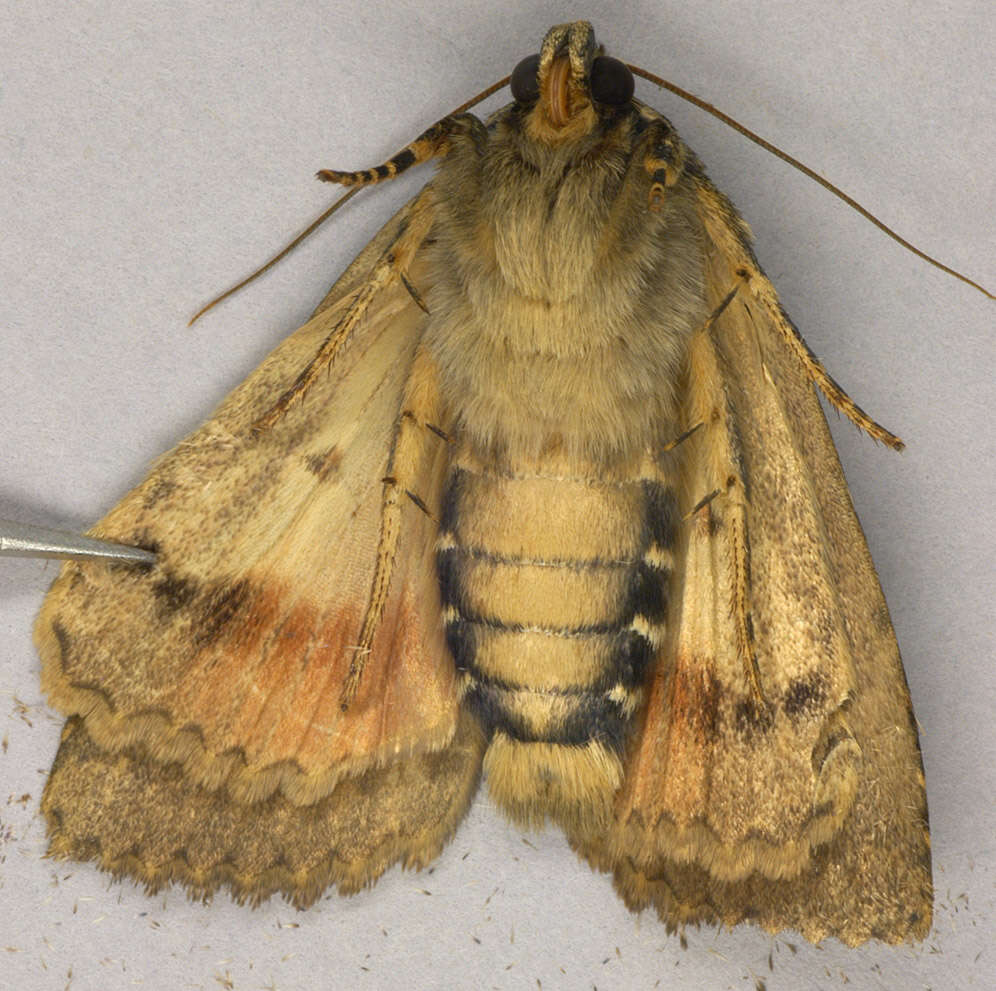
(695, 183), (903, 449)
(340, 345), (447, 708)
(399, 271), (430, 313)
(661, 422), (704, 453)
(685, 288), (764, 701)
(633, 108), (689, 210)
(317, 113), (488, 187)
(255, 187), (436, 430)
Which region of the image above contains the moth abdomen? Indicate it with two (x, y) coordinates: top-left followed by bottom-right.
(438, 452), (674, 828)
(464, 676), (632, 750)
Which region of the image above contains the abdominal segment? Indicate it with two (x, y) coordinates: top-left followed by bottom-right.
(436, 448), (676, 831)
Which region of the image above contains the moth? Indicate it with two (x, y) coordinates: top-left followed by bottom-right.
(34, 22), (932, 946)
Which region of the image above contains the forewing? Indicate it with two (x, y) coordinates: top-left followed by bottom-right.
(579, 176), (931, 944)
(36, 189), (462, 807)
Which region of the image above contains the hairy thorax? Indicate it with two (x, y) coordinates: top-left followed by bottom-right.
(425, 114), (709, 465)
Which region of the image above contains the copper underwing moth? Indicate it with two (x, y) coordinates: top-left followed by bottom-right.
(33, 21), (934, 946)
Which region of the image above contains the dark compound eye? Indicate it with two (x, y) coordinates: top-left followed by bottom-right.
(590, 56), (634, 106)
(510, 53), (541, 103)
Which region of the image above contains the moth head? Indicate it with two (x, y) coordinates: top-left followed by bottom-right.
(512, 21), (635, 146)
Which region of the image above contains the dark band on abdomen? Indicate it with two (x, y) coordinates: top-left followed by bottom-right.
(437, 464), (677, 751)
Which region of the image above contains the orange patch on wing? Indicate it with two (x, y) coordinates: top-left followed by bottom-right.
(143, 468), (457, 791)
(617, 653), (720, 829)
(227, 598), (358, 763)
(655, 657), (719, 824)
(311, 570), (456, 762)
(665, 657), (719, 748)
(171, 579), (284, 741)
(168, 573), (456, 780)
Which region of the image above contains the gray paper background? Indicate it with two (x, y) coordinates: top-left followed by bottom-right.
(1, 2), (993, 989)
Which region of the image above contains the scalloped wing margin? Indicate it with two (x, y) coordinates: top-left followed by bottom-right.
(36, 190), (487, 901)
(572, 174), (932, 946)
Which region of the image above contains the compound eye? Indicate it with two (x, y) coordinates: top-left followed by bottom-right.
(510, 53), (541, 103)
(590, 56), (634, 106)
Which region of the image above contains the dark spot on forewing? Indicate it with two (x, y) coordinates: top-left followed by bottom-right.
(152, 572), (198, 614)
(194, 579), (252, 646)
(734, 696), (774, 736)
(304, 446), (342, 481)
(782, 672), (829, 719)
(151, 570), (253, 646)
